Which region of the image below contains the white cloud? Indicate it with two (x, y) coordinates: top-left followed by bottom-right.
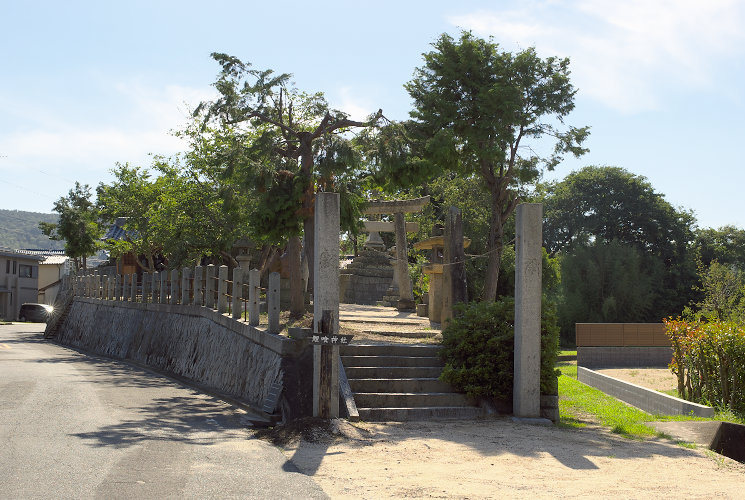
(448, 0), (745, 113)
(334, 86), (378, 121)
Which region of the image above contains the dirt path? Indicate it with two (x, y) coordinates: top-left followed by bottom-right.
(277, 418), (744, 499)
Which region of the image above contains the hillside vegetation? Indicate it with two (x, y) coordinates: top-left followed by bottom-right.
(0, 209), (64, 250)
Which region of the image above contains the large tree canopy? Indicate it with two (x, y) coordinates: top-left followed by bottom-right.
(39, 182), (101, 271)
(541, 166), (698, 339)
(402, 31), (589, 300)
(195, 53), (384, 296)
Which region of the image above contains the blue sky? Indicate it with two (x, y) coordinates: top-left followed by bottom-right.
(1, 0), (743, 230)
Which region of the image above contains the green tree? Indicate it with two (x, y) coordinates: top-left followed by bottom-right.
(96, 164), (165, 272)
(195, 53), (384, 292)
(559, 241), (660, 340)
(693, 225), (745, 270)
(403, 31), (588, 300)
(541, 165), (697, 320)
(39, 182), (101, 271)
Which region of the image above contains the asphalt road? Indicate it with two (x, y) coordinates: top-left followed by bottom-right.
(0, 322), (328, 499)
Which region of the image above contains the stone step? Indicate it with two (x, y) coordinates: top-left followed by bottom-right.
(349, 377), (453, 393)
(341, 344), (442, 357)
(341, 355), (445, 368)
(339, 317), (425, 326)
(344, 366), (445, 379)
(357, 406), (485, 422)
(354, 392), (472, 408)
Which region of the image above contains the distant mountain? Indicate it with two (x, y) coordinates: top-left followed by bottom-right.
(0, 209), (65, 250)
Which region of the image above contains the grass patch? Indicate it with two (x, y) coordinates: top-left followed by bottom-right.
(559, 350), (576, 357)
(558, 362), (659, 438)
(558, 361), (745, 442)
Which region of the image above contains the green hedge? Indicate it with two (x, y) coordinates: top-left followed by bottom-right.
(439, 298), (560, 401)
(666, 318), (745, 415)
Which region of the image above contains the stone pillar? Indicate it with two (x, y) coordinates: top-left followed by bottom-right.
(193, 266), (203, 306)
(170, 269), (179, 305)
(513, 203), (543, 419)
(231, 268), (243, 320)
(442, 206), (468, 323)
(107, 275), (113, 300)
(130, 273), (137, 302)
(217, 265), (228, 314)
(142, 272), (150, 303)
(313, 192), (340, 418)
(160, 271), (167, 304)
(205, 264), (216, 309)
(248, 269), (260, 326)
(115, 274), (121, 301)
(268, 272), (280, 333)
(122, 274), (129, 301)
(394, 211), (415, 311)
(181, 267), (190, 305)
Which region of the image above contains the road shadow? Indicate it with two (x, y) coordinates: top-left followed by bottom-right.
(278, 415), (708, 476)
(71, 394), (251, 449)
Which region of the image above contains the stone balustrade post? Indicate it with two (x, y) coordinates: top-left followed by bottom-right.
(231, 268), (243, 320)
(268, 272), (280, 334)
(114, 274), (121, 301)
(248, 269), (260, 326)
(130, 273), (137, 302)
(205, 264), (215, 309)
(217, 265), (228, 314)
(152, 271), (159, 304)
(193, 266), (203, 306)
(122, 274), (129, 301)
(142, 272), (150, 303)
(160, 272), (167, 304)
(170, 269), (179, 305)
(181, 267), (190, 305)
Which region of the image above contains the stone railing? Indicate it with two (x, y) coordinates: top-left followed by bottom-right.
(71, 266), (283, 334)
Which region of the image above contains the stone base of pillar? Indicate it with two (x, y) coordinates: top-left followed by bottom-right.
(397, 298), (416, 311)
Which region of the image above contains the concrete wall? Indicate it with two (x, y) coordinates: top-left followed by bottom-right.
(577, 346), (673, 368)
(55, 297), (312, 417)
(577, 366), (714, 417)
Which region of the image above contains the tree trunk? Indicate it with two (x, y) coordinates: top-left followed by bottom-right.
(288, 235), (304, 318)
(482, 191), (503, 301)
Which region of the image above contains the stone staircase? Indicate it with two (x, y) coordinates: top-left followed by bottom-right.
(341, 343), (485, 421)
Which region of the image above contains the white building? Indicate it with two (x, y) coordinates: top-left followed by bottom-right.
(0, 248), (44, 321)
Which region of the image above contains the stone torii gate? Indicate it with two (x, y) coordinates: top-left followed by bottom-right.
(362, 196), (429, 311)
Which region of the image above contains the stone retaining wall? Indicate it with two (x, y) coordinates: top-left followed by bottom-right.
(577, 346), (673, 368)
(577, 366), (714, 417)
(55, 297), (312, 418)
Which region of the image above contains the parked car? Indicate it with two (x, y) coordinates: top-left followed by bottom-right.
(18, 303), (54, 323)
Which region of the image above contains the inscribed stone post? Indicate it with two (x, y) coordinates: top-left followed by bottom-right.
(205, 264), (215, 309)
(268, 272), (280, 333)
(170, 269), (179, 305)
(181, 268), (190, 305)
(217, 265), (228, 313)
(232, 268), (243, 320)
(313, 192), (340, 418)
(193, 266), (203, 306)
(248, 269), (260, 326)
(394, 212), (415, 311)
(513, 203), (543, 418)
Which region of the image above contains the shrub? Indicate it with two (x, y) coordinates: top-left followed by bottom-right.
(665, 317), (745, 415)
(439, 298), (560, 401)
